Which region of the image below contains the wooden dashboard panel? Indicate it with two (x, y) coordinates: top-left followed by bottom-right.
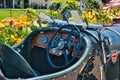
(32, 31), (81, 57)
(32, 32), (53, 48)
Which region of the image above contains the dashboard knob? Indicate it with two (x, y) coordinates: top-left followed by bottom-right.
(52, 48), (57, 53)
(58, 51), (63, 56)
(66, 50), (69, 55)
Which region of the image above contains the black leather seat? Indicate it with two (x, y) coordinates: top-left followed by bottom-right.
(0, 44), (40, 79)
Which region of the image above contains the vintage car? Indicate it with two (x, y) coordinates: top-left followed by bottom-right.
(0, 17), (120, 80)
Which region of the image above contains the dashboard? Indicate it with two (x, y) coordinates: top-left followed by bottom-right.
(32, 31), (83, 57)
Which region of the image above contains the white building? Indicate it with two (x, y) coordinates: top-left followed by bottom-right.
(0, 0), (50, 9)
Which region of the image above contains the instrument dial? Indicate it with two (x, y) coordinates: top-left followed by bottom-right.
(42, 35), (48, 44)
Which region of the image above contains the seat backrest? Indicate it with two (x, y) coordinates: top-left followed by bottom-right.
(0, 44), (38, 78)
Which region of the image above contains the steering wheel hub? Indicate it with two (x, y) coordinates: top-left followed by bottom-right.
(57, 39), (65, 50)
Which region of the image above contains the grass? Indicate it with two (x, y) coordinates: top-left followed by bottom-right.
(0, 9), (25, 21)
(0, 9), (48, 21)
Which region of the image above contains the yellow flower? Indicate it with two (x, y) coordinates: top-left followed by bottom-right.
(4, 23), (9, 26)
(10, 35), (15, 39)
(19, 22), (25, 27)
(4, 27), (8, 30)
(0, 23), (4, 27)
(16, 38), (23, 43)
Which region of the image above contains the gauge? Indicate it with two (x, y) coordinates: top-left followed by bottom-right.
(53, 37), (60, 46)
(42, 35), (48, 44)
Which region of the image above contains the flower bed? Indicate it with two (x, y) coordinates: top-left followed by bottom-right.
(0, 8), (49, 46)
(0, 16), (33, 46)
(82, 7), (120, 24)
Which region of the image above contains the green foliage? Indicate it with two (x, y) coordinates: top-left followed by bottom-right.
(48, 0), (62, 10)
(60, 0), (79, 15)
(48, 0), (101, 19)
(17, 27), (32, 38)
(25, 8), (41, 27)
(81, 0), (101, 9)
(65, 0), (79, 10)
(48, 10), (61, 19)
(49, 0), (79, 11)
(25, 8), (38, 20)
(48, 0), (79, 18)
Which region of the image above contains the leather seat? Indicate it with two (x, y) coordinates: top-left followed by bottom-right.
(0, 44), (40, 79)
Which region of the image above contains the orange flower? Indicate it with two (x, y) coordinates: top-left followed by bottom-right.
(105, 20), (110, 24)
(9, 20), (15, 25)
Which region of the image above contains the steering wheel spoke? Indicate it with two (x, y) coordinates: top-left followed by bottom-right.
(66, 29), (74, 41)
(63, 50), (69, 64)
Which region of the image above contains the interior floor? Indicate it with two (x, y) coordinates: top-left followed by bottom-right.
(29, 46), (78, 75)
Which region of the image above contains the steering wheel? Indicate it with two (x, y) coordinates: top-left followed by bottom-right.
(46, 25), (82, 69)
